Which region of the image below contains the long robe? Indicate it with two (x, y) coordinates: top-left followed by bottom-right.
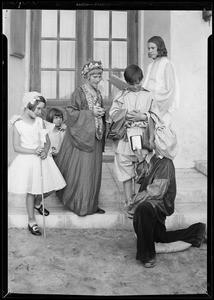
(55, 86), (105, 216)
(142, 57), (180, 126)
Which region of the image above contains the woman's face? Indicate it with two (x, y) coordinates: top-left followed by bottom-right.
(87, 70), (103, 89)
(147, 42), (158, 59)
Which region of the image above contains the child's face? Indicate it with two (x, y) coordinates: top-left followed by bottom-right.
(29, 102), (45, 118)
(129, 80), (142, 92)
(53, 115), (63, 127)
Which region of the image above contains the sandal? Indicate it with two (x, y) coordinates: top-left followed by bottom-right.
(28, 224), (42, 236)
(95, 207), (105, 214)
(34, 205), (50, 216)
(142, 258), (156, 268)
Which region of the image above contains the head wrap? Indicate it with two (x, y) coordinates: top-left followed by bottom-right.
(22, 91), (46, 110)
(8, 91), (46, 129)
(81, 60), (103, 78)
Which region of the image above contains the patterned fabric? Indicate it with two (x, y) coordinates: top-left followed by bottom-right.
(55, 85), (105, 216)
(81, 60), (103, 77)
(82, 84), (104, 140)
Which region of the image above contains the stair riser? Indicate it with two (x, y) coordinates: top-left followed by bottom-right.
(8, 190), (207, 208)
(8, 211), (207, 232)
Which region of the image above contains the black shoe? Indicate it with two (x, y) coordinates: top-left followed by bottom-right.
(34, 205), (50, 216)
(95, 207), (105, 214)
(28, 224), (42, 236)
(194, 223), (206, 247)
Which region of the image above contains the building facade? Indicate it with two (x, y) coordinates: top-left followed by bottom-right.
(3, 8), (212, 168)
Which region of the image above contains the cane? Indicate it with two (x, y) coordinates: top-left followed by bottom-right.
(132, 174), (136, 196)
(132, 160), (137, 197)
(38, 131), (47, 239)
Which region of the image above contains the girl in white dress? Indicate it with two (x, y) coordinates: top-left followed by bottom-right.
(45, 108), (66, 159)
(8, 92), (66, 236)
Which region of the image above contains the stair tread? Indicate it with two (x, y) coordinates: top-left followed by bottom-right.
(8, 164), (207, 229)
(9, 201), (207, 214)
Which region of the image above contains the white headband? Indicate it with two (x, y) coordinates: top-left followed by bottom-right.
(22, 91), (46, 109)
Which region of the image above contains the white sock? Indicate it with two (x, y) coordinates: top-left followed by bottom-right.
(28, 219), (37, 227)
(34, 204), (41, 209)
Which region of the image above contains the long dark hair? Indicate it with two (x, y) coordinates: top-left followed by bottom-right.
(148, 36), (168, 57)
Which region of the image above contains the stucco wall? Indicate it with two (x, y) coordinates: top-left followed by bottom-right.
(143, 11), (171, 68)
(140, 10), (211, 168)
(4, 10), (31, 165)
(170, 11), (211, 168)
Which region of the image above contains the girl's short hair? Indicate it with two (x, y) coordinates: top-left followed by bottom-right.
(27, 96), (46, 111)
(148, 36), (168, 57)
(124, 64), (143, 85)
(46, 108), (64, 123)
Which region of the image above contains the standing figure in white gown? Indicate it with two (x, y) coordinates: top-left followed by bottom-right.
(8, 92), (66, 236)
(143, 36), (180, 127)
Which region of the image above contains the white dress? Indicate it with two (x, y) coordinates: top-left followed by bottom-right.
(8, 117), (66, 195)
(43, 120), (65, 156)
(48, 130), (65, 155)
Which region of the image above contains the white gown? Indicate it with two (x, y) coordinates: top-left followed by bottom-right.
(142, 57), (180, 126)
(8, 117), (66, 195)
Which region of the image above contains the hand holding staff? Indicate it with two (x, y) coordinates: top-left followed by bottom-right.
(38, 131), (47, 239)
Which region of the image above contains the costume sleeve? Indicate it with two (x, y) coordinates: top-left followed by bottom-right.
(133, 179), (170, 206)
(109, 91), (125, 120)
(149, 97), (164, 125)
(66, 88), (96, 152)
(133, 159), (172, 205)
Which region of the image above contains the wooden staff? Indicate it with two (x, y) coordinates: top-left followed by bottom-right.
(38, 131), (46, 239)
(132, 163), (137, 196)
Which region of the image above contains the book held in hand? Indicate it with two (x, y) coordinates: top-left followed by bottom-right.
(130, 135), (143, 151)
(108, 75), (129, 90)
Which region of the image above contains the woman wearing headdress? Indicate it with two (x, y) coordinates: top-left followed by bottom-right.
(55, 59), (106, 216)
(143, 36), (180, 127)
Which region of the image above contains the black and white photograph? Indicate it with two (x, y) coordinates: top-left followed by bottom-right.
(2, 1), (213, 297)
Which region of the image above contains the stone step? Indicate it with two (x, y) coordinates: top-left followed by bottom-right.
(195, 160), (207, 176)
(8, 169), (207, 207)
(8, 164), (207, 231)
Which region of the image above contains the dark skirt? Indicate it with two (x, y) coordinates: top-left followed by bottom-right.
(55, 131), (103, 216)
